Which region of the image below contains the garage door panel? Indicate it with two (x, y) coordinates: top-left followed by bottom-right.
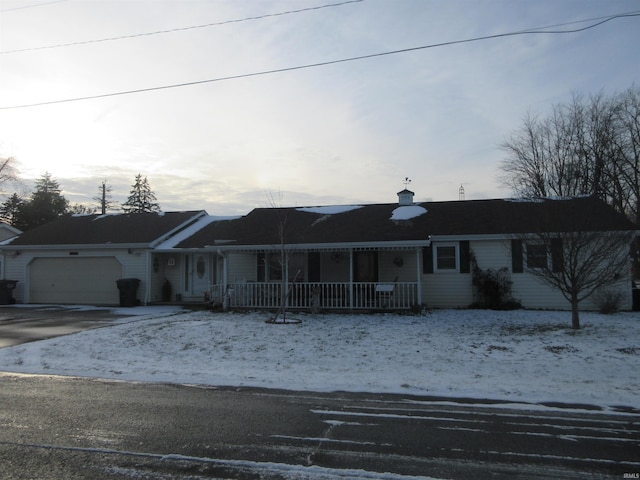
(29, 257), (123, 305)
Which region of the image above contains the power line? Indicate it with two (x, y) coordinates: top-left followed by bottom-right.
(0, 0), (66, 13)
(0, 0), (363, 55)
(1, 11), (638, 111)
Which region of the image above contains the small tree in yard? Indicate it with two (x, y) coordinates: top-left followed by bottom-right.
(517, 227), (634, 330)
(265, 191), (301, 324)
(122, 174), (160, 214)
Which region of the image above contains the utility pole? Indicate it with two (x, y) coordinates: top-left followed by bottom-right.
(100, 181), (107, 215)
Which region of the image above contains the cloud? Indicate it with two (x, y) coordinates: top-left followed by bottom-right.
(1, 0), (638, 215)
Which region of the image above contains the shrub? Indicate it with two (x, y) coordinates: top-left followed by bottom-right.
(593, 288), (623, 314)
(470, 252), (521, 310)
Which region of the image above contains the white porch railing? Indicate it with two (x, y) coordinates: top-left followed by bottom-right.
(210, 282), (418, 310)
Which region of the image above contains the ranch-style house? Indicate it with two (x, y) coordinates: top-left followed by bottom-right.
(0, 190), (636, 311)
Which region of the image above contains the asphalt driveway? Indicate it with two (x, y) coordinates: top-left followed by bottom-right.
(0, 306), (128, 348)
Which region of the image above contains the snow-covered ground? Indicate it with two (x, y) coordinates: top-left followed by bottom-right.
(0, 307), (638, 410)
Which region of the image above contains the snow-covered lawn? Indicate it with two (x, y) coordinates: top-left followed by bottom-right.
(0, 307), (638, 410)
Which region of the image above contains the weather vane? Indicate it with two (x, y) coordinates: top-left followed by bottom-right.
(403, 177), (411, 189)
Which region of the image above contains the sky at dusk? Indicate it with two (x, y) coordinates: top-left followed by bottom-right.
(1, 0), (639, 215)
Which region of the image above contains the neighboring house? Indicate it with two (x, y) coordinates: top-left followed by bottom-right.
(0, 211), (207, 305)
(0, 222), (22, 242)
(0, 222), (22, 284)
(0, 192), (636, 310)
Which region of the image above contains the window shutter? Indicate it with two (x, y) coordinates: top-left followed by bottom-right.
(551, 238), (563, 273)
(459, 241), (470, 273)
(511, 239), (523, 273)
(423, 245), (433, 274)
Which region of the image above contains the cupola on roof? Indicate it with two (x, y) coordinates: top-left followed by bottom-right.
(397, 188), (415, 206)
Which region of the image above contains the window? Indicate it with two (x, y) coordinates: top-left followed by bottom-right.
(268, 254), (283, 281)
(526, 244), (547, 269)
(256, 253), (306, 281)
(435, 244), (458, 271)
(257, 253), (266, 281)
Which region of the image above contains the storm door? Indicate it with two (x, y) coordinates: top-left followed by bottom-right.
(187, 254), (211, 297)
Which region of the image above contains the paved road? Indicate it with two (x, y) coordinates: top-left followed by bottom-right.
(0, 305), (134, 348)
(0, 374), (638, 479)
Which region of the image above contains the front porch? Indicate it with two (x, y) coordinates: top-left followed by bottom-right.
(210, 281), (420, 311)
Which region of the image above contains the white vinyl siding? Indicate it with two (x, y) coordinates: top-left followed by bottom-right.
(378, 250), (418, 282)
(227, 253), (257, 283)
(421, 238), (632, 311)
(4, 248), (147, 305)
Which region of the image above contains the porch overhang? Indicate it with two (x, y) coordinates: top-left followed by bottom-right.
(201, 239), (431, 253)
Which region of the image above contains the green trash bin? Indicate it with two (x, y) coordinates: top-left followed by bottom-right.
(0, 280), (17, 305)
(116, 278), (140, 307)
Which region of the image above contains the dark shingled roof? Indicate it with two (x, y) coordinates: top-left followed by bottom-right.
(175, 196), (637, 249)
(6, 211), (206, 246)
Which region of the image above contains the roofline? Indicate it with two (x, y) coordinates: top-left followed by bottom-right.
(148, 210), (208, 248)
(0, 224), (22, 235)
(0, 243), (153, 251)
(431, 230), (640, 242)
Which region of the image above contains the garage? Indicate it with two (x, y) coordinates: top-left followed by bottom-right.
(28, 257), (123, 305)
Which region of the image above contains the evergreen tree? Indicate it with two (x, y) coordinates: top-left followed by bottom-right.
(0, 193), (24, 226)
(122, 174), (160, 214)
(8, 172), (69, 231)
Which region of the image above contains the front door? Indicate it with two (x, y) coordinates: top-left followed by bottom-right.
(354, 251), (378, 282)
(188, 254), (211, 297)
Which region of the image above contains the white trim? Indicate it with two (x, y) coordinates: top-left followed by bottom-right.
(433, 242), (459, 273)
(195, 240), (431, 253)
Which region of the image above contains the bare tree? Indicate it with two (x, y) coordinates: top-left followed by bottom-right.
(93, 180), (117, 214)
(613, 86), (640, 224)
(0, 156), (18, 198)
(515, 207), (635, 329)
(500, 86), (640, 225)
(265, 190), (300, 324)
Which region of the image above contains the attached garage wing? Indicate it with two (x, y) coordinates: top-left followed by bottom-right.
(29, 257), (123, 305)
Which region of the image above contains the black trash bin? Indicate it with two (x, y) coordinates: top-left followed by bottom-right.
(0, 280), (17, 305)
(116, 278), (140, 307)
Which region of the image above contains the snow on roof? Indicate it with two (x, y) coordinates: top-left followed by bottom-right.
(296, 205), (363, 215)
(155, 215), (240, 249)
(91, 213), (122, 221)
(390, 205), (427, 221)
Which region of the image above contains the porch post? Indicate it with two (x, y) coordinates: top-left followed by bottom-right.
(416, 247), (422, 306)
(219, 250), (229, 310)
(144, 250), (151, 306)
(284, 254), (289, 310)
(349, 249), (354, 309)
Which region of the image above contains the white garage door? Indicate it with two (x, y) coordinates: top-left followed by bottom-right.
(29, 257), (123, 305)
